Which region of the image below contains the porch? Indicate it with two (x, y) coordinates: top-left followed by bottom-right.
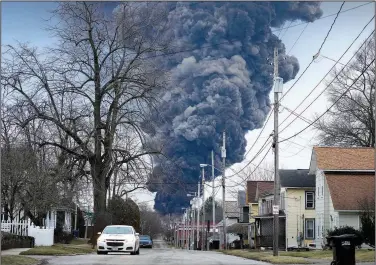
(254, 211), (286, 250)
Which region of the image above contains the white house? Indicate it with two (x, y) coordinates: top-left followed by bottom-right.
(309, 146), (375, 248)
(217, 201), (239, 248)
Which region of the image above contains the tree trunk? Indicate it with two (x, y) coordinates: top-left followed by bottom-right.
(91, 159), (108, 234)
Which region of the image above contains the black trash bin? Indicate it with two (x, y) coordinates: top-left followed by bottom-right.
(326, 234), (359, 265)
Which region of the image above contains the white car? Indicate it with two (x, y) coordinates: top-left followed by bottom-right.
(96, 225), (140, 255)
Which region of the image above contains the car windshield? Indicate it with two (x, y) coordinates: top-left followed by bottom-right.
(102, 226), (133, 235)
(140, 235), (150, 240)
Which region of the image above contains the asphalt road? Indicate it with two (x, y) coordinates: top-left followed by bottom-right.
(44, 240), (269, 265)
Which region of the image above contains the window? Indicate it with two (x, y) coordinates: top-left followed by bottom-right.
(305, 219), (315, 239)
(321, 186), (323, 197)
(102, 226), (133, 235)
(305, 191), (315, 209)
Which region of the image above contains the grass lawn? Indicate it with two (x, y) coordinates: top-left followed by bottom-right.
(20, 245), (94, 256)
(222, 250), (313, 264)
(280, 249), (375, 263)
(70, 238), (89, 245)
(1, 255), (39, 265)
(280, 250), (332, 260)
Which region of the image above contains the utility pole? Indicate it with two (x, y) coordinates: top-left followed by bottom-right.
(188, 209), (191, 250)
(192, 207), (195, 250)
(374, 3), (376, 263)
(272, 47), (283, 256)
(212, 151), (216, 240)
(74, 204), (78, 232)
(196, 183), (201, 250)
(201, 166), (205, 251)
(221, 131), (227, 250)
(182, 210), (187, 249)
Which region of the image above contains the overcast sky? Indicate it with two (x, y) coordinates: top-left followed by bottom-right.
(2, 2), (374, 207)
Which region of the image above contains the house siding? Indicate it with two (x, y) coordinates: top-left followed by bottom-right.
(249, 203), (259, 224)
(315, 170), (361, 249)
(328, 189), (339, 231)
(285, 188), (315, 248)
(323, 175), (331, 235)
(315, 170), (324, 248)
(339, 212), (360, 229)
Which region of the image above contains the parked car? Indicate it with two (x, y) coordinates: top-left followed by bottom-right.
(139, 235), (153, 248)
(96, 225), (140, 255)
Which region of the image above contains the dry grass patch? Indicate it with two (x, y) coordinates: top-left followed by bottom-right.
(69, 238), (89, 245)
(280, 250), (332, 260)
(1, 255), (39, 265)
(281, 249), (374, 263)
(355, 249), (375, 262)
(222, 250), (313, 264)
(20, 245), (94, 256)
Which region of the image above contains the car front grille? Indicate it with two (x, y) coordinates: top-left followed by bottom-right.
(107, 242), (124, 247)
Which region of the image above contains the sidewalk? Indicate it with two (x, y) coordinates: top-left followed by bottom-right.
(1, 248), (31, 255)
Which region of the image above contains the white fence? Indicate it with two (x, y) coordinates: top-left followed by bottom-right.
(29, 226), (54, 246)
(1, 219), (54, 246)
(1, 220), (29, 236)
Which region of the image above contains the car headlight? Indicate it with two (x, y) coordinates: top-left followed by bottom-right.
(97, 237), (105, 243)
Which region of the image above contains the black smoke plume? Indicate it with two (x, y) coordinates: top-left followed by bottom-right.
(140, 2), (323, 214)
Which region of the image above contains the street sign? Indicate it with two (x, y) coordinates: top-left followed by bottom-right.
(272, 205), (279, 215)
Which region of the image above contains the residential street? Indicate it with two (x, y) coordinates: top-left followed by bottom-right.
(41, 240), (269, 265)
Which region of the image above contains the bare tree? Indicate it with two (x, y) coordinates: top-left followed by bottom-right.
(314, 38), (375, 147)
(358, 197), (375, 247)
(108, 131), (153, 200)
(228, 162), (274, 199)
(2, 2), (170, 233)
(1, 102), (73, 225)
(139, 203), (163, 237)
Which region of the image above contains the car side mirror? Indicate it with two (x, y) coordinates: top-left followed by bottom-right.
(135, 233), (139, 236)
(97, 232), (102, 235)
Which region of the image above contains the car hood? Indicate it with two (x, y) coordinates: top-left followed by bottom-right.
(98, 234), (136, 241)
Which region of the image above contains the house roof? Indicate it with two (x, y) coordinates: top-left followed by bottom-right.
(247, 181), (274, 203)
(225, 201), (239, 218)
(280, 169), (316, 188)
(325, 173), (375, 211)
(255, 182), (275, 200)
(313, 146), (374, 170)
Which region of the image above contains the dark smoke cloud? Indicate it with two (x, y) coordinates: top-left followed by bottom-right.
(138, 2), (323, 214)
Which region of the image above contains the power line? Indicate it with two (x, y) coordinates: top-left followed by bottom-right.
(279, 27), (374, 135)
(287, 23), (309, 55)
(226, 136), (273, 178)
(317, 2), (345, 55)
(242, 107), (274, 158)
(226, 146), (272, 188)
(279, 2), (346, 102)
(279, 58), (375, 144)
(280, 105), (312, 124)
(226, 4), (347, 179)
(279, 21), (293, 39)
(272, 2), (372, 33)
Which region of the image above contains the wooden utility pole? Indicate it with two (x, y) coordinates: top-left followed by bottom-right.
(374, 2), (376, 263)
(221, 131), (227, 250)
(273, 47), (283, 256)
(201, 167), (205, 251)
